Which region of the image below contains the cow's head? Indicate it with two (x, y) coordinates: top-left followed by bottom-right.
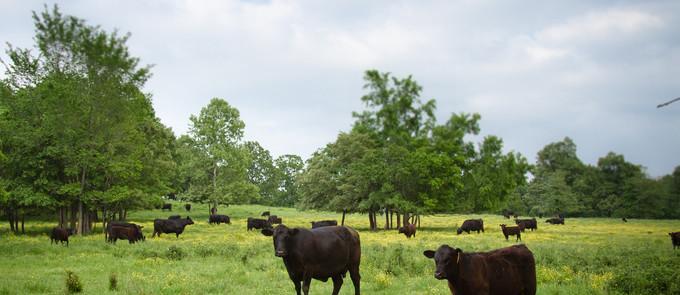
(398, 227), (406, 234)
(67, 228), (76, 236)
(456, 228), (463, 235)
(186, 217), (194, 225)
(423, 245), (461, 280)
(500, 224), (506, 229)
(261, 224), (299, 257)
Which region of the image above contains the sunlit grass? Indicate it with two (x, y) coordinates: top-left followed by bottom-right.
(0, 202), (678, 294)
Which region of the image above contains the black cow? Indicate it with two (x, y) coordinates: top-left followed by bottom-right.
(261, 225), (361, 295)
(423, 244), (536, 295)
(311, 220), (338, 229)
(152, 217), (194, 238)
(209, 214), (231, 225)
(261, 211), (271, 217)
(670, 232), (680, 249)
(268, 215), (283, 224)
(622, 217), (628, 222)
(161, 203), (172, 211)
(398, 224), (416, 238)
(185, 204), (191, 212)
(247, 217), (271, 231)
(169, 215), (181, 219)
(50, 227), (75, 246)
(502, 210), (515, 219)
(500, 224), (522, 241)
(108, 225), (143, 244)
(457, 219), (484, 235)
(515, 218), (537, 232)
(546, 217), (564, 225)
(105, 221), (145, 243)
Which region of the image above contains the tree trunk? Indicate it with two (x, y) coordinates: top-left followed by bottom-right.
(384, 208), (389, 229)
(417, 215), (421, 229)
(389, 210), (393, 229)
(403, 212), (410, 227)
(368, 211), (374, 231)
(396, 213), (401, 230)
(21, 214), (25, 234)
(341, 209), (346, 226)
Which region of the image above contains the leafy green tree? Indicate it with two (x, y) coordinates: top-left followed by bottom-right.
(274, 155), (304, 207)
(244, 141), (279, 205)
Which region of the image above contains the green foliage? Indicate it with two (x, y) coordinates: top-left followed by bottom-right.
(65, 270), (83, 293)
(109, 273), (118, 291)
(165, 245), (186, 261)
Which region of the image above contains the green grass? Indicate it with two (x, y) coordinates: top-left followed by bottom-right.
(1, 202), (679, 294)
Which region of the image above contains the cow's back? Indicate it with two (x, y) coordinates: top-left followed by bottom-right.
(485, 245), (536, 295)
(290, 226), (360, 280)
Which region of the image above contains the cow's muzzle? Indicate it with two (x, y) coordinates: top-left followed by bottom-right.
(275, 250), (287, 257)
(434, 272), (446, 280)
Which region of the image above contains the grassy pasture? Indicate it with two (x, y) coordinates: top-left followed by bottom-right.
(0, 202), (678, 294)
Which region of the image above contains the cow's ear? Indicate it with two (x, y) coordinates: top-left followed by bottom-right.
(261, 228), (274, 236)
(423, 250), (435, 258)
(139, 226), (144, 229)
(290, 228), (299, 236)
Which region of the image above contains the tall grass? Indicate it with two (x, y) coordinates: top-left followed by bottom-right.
(0, 202), (678, 294)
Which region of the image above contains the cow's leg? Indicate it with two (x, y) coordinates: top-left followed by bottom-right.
(302, 275), (312, 295)
(292, 280), (301, 295)
(349, 265), (361, 295)
(331, 275), (343, 295)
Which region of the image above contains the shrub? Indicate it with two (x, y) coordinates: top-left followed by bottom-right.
(65, 270), (82, 293)
(166, 245), (186, 261)
(109, 273), (118, 291)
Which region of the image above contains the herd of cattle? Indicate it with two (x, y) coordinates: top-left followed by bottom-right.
(46, 205), (680, 295)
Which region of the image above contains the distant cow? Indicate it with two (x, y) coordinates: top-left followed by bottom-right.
(247, 217), (271, 231)
(209, 214), (231, 225)
(152, 217), (194, 238)
(268, 215), (282, 224)
(515, 218), (537, 232)
(622, 217), (627, 222)
(399, 223), (417, 238)
(261, 211), (271, 217)
(161, 203), (172, 211)
(423, 244), (536, 295)
(670, 232), (680, 249)
(261, 224), (361, 295)
(168, 215), (181, 219)
(546, 217), (564, 225)
(502, 210), (516, 219)
(185, 204), (191, 212)
(105, 221), (145, 243)
(50, 227), (75, 246)
(311, 220), (338, 229)
(457, 219), (484, 235)
(500, 224), (522, 242)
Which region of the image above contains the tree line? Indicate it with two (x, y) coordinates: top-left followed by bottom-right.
(1, 6), (678, 235)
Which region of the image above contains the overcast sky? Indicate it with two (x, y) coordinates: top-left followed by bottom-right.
(1, 1), (679, 177)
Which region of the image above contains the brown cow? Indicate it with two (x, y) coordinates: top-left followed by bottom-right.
(423, 244), (536, 295)
(50, 227), (75, 246)
(398, 224), (416, 238)
(670, 232), (680, 249)
(500, 224), (522, 242)
(261, 225), (361, 295)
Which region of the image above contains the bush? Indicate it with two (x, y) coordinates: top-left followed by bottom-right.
(109, 273), (118, 291)
(65, 270), (82, 293)
(166, 245), (186, 261)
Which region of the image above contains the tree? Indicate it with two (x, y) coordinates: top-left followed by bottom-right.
(274, 155), (304, 207)
(244, 141), (279, 205)
(186, 98), (256, 209)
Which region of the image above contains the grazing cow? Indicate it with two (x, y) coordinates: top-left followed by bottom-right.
(108, 225), (143, 244)
(169, 215), (181, 219)
(261, 225), (361, 295)
(209, 214), (231, 225)
(268, 215), (283, 224)
(500, 224), (522, 242)
(50, 227), (75, 246)
(152, 217), (194, 238)
(185, 204), (191, 212)
(546, 217), (564, 225)
(622, 217), (628, 222)
(247, 217), (271, 231)
(515, 218), (537, 232)
(670, 232), (680, 249)
(502, 210), (515, 219)
(105, 221), (145, 243)
(398, 224), (416, 238)
(261, 211), (271, 217)
(457, 219), (484, 235)
(161, 203), (172, 211)
(423, 244), (536, 295)
(311, 220), (338, 229)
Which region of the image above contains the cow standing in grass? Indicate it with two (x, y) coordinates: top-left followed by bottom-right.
(50, 227), (75, 246)
(457, 219), (484, 235)
(670, 232), (680, 249)
(209, 214), (231, 225)
(500, 224), (522, 242)
(546, 217), (564, 225)
(161, 203), (172, 211)
(268, 215), (282, 224)
(247, 217), (271, 231)
(423, 244), (536, 295)
(515, 218), (537, 232)
(105, 222), (145, 243)
(398, 224), (416, 238)
(152, 217), (194, 238)
(261, 225), (361, 295)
